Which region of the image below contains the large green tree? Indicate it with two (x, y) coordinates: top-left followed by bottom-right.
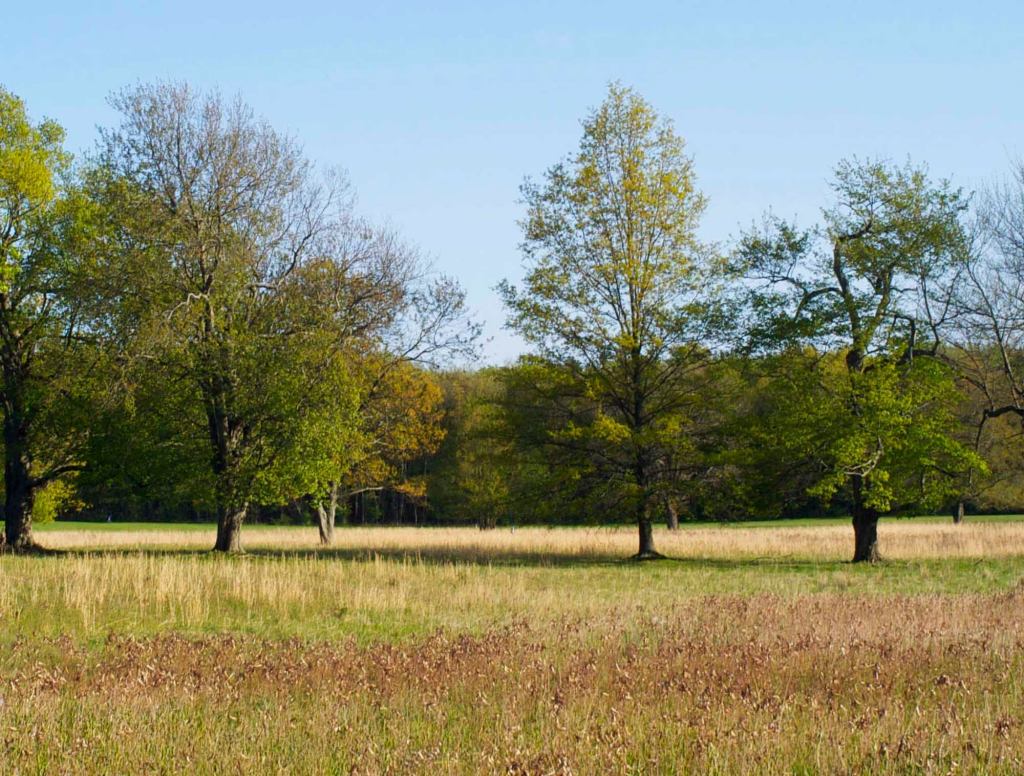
(0, 87), (110, 551)
(97, 82), (474, 550)
(499, 84), (727, 558)
(98, 84), (392, 550)
(737, 159), (982, 561)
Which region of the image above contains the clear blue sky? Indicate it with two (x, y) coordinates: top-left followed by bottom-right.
(3, 1), (1022, 361)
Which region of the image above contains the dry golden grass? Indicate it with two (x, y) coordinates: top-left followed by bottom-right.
(35, 519), (1024, 560)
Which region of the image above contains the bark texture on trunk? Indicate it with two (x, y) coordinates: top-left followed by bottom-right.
(316, 482), (338, 545)
(852, 511), (879, 563)
(636, 518), (657, 558)
(213, 504), (247, 552)
(633, 497), (664, 559)
(665, 496), (680, 531)
(631, 458), (663, 559)
(3, 480), (35, 552)
(953, 501), (965, 525)
(202, 305), (250, 554)
(851, 504), (880, 563)
(205, 382), (248, 553)
(850, 474), (881, 563)
(3, 400), (37, 552)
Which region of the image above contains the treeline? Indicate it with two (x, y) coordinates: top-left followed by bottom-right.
(2, 82), (1023, 561)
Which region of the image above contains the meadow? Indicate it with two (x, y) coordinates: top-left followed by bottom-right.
(1, 518), (1023, 774)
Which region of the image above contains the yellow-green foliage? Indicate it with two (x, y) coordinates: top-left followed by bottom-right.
(0, 86), (69, 290)
(30, 479), (80, 523)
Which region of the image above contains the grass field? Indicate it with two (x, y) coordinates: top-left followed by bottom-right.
(2, 519), (1024, 774)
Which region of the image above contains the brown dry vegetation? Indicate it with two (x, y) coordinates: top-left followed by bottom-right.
(3, 594), (1024, 774)
(2, 522), (1024, 774)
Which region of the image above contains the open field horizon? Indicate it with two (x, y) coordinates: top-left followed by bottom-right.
(23, 515), (1024, 562)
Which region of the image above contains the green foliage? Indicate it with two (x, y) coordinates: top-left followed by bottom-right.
(428, 369), (536, 526)
(1, 85), (118, 546)
(85, 82), (475, 546)
(30, 479), (80, 523)
(0, 87), (69, 288)
(498, 84), (730, 548)
(735, 159), (983, 523)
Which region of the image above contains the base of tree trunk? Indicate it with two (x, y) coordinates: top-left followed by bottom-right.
(2, 533), (44, 554)
(317, 527), (335, 545)
(316, 510), (335, 545)
(953, 501), (965, 525)
(851, 501), (881, 563)
(213, 505), (247, 552)
(851, 554), (882, 564)
(4, 506), (35, 551)
(0, 539), (55, 556)
(631, 550), (667, 561)
(212, 542), (245, 554)
(851, 542), (881, 563)
(636, 518), (660, 559)
(851, 533), (881, 563)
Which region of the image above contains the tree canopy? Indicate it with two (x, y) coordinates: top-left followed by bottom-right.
(736, 159), (983, 560)
(499, 84), (729, 557)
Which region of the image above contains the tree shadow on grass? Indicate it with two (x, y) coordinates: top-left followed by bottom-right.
(47, 544), (846, 572)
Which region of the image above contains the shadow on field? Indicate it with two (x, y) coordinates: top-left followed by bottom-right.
(272, 547), (840, 572)
(54, 545), (839, 571)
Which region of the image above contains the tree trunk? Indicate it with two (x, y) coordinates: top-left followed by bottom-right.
(636, 517), (657, 558)
(316, 482), (338, 545)
(3, 470), (35, 552)
(633, 493), (662, 559)
(213, 504), (247, 552)
(631, 456), (663, 559)
(852, 510), (880, 563)
(203, 358), (247, 554)
(3, 404), (37, 552)
(665, 496), (680, 531)
(953, 501), (965, 525)
(850, 474), (880, 563)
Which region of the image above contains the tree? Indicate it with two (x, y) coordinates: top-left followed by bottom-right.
(309, 357), (446, 544)
(98, 82), (475, 551)
(0, 87), (109, 551)
(956, 160), (1024, 440)
(98, 82), (336, 551)
(947, 160), (1024, 518)
(737, 159), (982, 561)
(498, 84), (727, 558)
(276, 243), (475, 544)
